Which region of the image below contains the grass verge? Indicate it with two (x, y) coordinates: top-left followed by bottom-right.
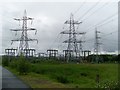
(5, 63), (118, 88)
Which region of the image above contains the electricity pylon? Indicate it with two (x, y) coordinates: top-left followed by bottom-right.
(61, 13), (85, 62)
(11, 10), (38, 56)
(94, 27), (102, 63)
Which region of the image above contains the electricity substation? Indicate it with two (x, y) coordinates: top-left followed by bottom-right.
(2, 2), (119, 89)
(4, 7), (118, 63)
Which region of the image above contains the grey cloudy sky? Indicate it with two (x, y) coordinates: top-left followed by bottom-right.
(1, 0), (118, 54)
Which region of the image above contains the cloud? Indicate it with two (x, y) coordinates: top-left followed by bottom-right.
(1, 2), (118, 54)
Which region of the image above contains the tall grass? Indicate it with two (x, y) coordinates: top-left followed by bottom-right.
(2, 55), (118, 88)
(30, 63), (118, 88)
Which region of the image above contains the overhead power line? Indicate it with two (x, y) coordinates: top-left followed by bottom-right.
(83, 12), (117, 33)
(85, 30), (118, 44)
(82, 0), (112, 21)
(73, 0), (87, 15)
(101, 30), (118, 38)
(77, 0), (101, 21)
(95, 13), (117, 27)
(97, 17), (117, 28)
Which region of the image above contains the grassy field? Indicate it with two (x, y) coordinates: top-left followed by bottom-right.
(6, 63), (118, 88)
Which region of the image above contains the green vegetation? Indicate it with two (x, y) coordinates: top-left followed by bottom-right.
(3, 55), (31, 75)
(2, 56), (9, 66)
(88, 54), (118, 63)
(30, 63), (118, 88)
(0, 56), (2, 65)
(17, 55), (31, 75)
(2, 55), (119, 88)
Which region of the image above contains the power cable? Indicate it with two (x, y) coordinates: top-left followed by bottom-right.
(73, 0), (87, 15)
(82, 13), (117, 33)
(82, 1), (117, 21)
(77, 0), (101, 21)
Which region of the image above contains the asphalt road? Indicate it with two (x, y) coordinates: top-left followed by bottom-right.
(0, 66), (32, 90)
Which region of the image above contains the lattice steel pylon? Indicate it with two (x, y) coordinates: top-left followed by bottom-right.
(61, 13), (85, 62)
(94, 28), (102, 55)
(94, 27), (102, 63)
(11, 10), (38, 56)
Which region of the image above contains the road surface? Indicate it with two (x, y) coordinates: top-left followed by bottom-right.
(0, 66), (32, 90)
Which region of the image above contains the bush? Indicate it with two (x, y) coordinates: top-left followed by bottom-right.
(96, 80), (119, 89)
(80, 72), (88, 77)
(53, 74), (70, 84)
(2, 56), (9, 66)
(17, 55), (31, 75)
(32, 66), (45, 74)
(57, 75), (69, 84)
(9, 59), (18, 69)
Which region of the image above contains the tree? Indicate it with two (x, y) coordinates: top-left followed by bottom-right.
(17, 54), (31, 75)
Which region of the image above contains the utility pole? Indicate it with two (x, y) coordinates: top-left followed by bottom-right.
(94, 27), (102, 63)
(11, 10), (38, 56)
(61, 13), (85, 62)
